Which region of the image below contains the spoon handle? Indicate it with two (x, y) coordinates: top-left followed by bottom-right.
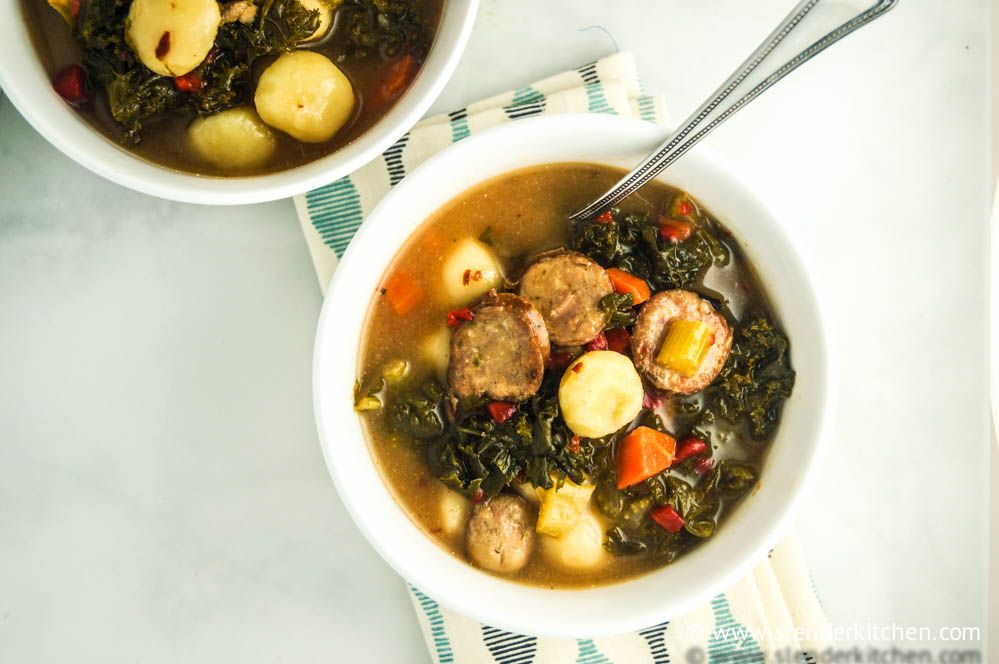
(569, 0), (899, 222)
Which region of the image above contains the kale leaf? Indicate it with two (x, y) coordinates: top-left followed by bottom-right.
(333, 0), (430, 59)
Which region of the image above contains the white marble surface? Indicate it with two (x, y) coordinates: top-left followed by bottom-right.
(0, 0), (990, 661)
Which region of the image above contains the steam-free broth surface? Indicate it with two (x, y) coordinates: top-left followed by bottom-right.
(356, 163), (794, 588)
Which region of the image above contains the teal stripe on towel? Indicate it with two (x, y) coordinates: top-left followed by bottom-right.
(410, 586), (455, 664)
(637, 95), (657, 122)
(305, 177), (363, 257)
(707, 594), (765, 663)
(575, 639), (612, 664)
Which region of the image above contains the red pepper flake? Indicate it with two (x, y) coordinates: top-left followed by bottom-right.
(174, 72), (204, 93)
(642, 391), (663, 410)
(572, 362), (583, 374)
(676, 200), (693, 216)
(547, 351), (574, 370)
(53, 65), (88, 106)
(585, 332), (607, 352)
(472, 487), (485, 504)
(650, 505), (685, 534)
(487, 401), (517, 424)
(674, 436), (709, 464)
(694, 457), (714, 476)
(568, 435), (581, 453)
(69, 0), (80, 17)
(462, 269), (471, 286)
(595, 211), (614, 224)
(658, 217), (693, 244)
(155, 31), (171, 60)
(604, 327), (631, 354)
(446, 307), (474, 328)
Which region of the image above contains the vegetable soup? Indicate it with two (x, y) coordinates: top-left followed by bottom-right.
(354, 163), (795, 587)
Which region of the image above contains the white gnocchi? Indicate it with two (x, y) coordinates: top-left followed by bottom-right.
(440, 239), (504, 305)
(540, 511), (608, 571)
(438, 489), (470, 535)
(187, 107), (277, 171)
(558, 350), (644, 438)
(126, 0), (220, 77)
(419, 327), (451, 376)
(254, 51), (355, 143)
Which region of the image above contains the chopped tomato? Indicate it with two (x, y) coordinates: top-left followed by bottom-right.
(585, 332), (607, 352)
(487, 401), (517, 424)
(674, 436), (709, 464)
(382, 272), (423, 316)
(595, 211), (615, 224)
(605, 327), (631, 354)
(547, 351), (574, 370)
(174, 72), (204, 93)
(53, 65), (87, 105)
(568, 435), (581, 453)
(606, 267), (651, 305)
(650, 505), (685, 533)
(616, 426), (676, 489)
(676, 200), (693, 216)
(472, 487), (485, 503)
(658, 217), (693, 244)
(377, 54), (416, 104)
(446, 307), (474, 328)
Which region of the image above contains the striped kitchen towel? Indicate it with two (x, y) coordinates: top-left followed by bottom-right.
(293, 51), (833, 663)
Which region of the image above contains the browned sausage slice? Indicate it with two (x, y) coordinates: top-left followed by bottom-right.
(518, 249), (613, 347)
(448, 291), (549, 401)
(631, 290), (733, 395)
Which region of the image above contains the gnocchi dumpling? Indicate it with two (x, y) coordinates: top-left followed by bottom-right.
(126, 0), (220, 77)
(438, 488), (470, 535)
(298, 0), (337, 42)
(559, 350), (644, 438)
(540, 510), (608, 570)
(441, 239), (504, 305)
(187, 107), (277, 171)
(419, 327), (451, 376)
(254, 51), (355, 143)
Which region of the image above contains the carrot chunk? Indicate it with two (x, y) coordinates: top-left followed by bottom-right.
(616, 426), (676, 489)
(377, 54), (416, 104)
(382, 272), (423, 316)
(606, 268), (651, 306)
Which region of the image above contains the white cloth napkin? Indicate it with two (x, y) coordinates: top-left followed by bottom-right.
(293, 51), (833, 663)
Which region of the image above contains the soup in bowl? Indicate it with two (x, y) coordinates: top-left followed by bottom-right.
(314, 114), (832, 636)
(0, 0), (477, 203)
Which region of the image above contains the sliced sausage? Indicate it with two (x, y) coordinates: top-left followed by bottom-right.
(448, 291), (549, 401)
(631, 290), (733, 394)
(466, 494), (535, 573)
(518, 249), (613, 347)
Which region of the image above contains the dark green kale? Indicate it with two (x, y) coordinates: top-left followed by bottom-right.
(709, 315), (795, 440)
(570, 195), (730, 291)
(332, 0), (429, 59)
(388, 380), (445, 440)
(598, 292), (636, 329)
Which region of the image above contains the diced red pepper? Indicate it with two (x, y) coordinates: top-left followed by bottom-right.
(69, 0), (80, 17)
(658, 217), (693, 244)
(568, 435), (581, 454)
(595, 211), (615, 224)
(585, 332), (608, 352)
(642, 391), (663, 410)
(53, 65), (87, 106)
(174, 72), (205, 93)
(605, 327), (631, 354)
(650, 505), (685, 533)
(446, 307), (474, 328)
(472, 487), (485, 503)
(694, 457), (714, 476)
(547, 351), (574, 370)
(674, 436), (709, 464)
(487, 401), (517, 424)
(676, 200), (693, 216)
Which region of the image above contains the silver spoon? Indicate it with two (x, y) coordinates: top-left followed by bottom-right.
(569, 0), (899, 221)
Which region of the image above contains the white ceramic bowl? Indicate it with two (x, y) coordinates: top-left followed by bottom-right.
(314, 114), (834, 637)
(0, 0), (477, 205)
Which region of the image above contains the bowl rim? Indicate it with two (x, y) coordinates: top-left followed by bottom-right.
(0, 0), (479, 205)
(313, 113), (836, 637)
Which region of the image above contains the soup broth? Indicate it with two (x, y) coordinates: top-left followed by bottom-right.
(356, 163), (794, 588)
